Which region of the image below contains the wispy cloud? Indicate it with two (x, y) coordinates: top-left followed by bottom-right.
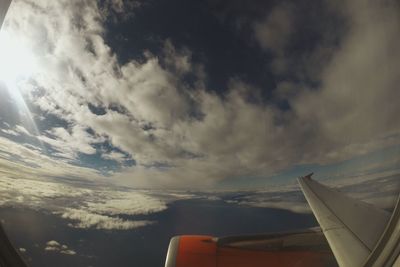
(0, 136), (103, 182)
(222, 171), (400, 213)
(59, 209), (154, 230)
(38, 125), (104, 160)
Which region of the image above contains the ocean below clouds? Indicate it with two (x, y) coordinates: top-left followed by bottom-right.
(0, 171), (398, 267)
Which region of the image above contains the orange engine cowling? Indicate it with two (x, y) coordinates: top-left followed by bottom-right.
(165, 234), (336, 267)
(165, 236), (217, 267)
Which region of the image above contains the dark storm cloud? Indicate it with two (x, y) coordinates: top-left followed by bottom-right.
(0, 0), (399, 188)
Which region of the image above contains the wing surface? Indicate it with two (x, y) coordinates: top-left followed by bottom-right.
(0, 0), (11, 29)
(298, 175), (391, 267)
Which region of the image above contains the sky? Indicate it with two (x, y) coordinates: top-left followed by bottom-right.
(0, 0), (399, 189)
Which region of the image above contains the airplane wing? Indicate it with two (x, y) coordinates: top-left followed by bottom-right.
(298, 174), (398, 267)
(0, 223), (27, 267)
(165, 174), (400, 267)
(165, 228), (337, 267)
(0, 2), (27, 265)
(0, 0), (11, 29)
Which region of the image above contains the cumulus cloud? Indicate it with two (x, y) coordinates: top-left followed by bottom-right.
(162, 39), (193, 75)
(0, 175), (169, 230)
(46, 240), (60, 247)
(0, 0), (398, 189)
(45, 240), (76, 255)
(60, 208), (154, 230)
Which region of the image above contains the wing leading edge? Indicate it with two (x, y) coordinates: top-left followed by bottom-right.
(0, 0), (11, 29)
(298, 174), (391, 267)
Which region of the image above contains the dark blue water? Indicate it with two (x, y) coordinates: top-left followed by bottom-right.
(0, 199), (318, 267)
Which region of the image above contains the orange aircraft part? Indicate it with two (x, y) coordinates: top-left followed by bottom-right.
(217, 247), (333, 267)
(175, 236), (217, 267)
(175, 236), (333, 267)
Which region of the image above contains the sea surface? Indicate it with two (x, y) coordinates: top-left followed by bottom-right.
(0, 199), (319, 267)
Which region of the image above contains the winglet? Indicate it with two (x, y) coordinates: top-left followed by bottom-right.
(303, 172), (313, 179)
(298, 174), (391, 267)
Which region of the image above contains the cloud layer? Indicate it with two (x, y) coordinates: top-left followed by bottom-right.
(59, 209), (153, 230)
(0, 0), (398, 188)
(221, 170), (400, 213)
(0, 169), (397, 232)
(0, 175), (170, 230)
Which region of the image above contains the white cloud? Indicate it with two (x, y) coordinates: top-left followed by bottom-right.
(229, 171), (400, 213)
(14, 125), (31, 136)
(44, 246), (59, 252)
(0, 124), (30, 137)
(87, 191), (167, 215)
(46, 240), (60, 247)
(38, 125), (104, 159)
(0, 128), (18, 136)
(240, 200), (310, 214)
(101, 150), (127, 163)
(0, 137), (104, 184)
(0, 0), (398, 190)
(45, 240), (76, 255)
(60, 208), (154, 230)
(0, 168), (396, 231)
(0, 175), (169, 230)
(0, 136), (103, 182)
(61, 250), (76, 255)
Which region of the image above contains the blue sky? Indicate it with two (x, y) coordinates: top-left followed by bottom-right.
(0, 0), (399, 189)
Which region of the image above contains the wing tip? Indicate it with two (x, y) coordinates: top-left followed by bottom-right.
(297, 172), (314, 182)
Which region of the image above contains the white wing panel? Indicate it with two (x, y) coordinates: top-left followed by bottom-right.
(0, 0), (11, 29)
(298, 176), (390, 267)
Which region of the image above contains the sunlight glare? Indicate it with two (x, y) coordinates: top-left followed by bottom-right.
(0, 27), (43, 142)
(0, 29), (36, 86)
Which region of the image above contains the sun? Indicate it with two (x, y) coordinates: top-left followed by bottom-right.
(0, 27), (42, 140)
(0, 28), (36, 86)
